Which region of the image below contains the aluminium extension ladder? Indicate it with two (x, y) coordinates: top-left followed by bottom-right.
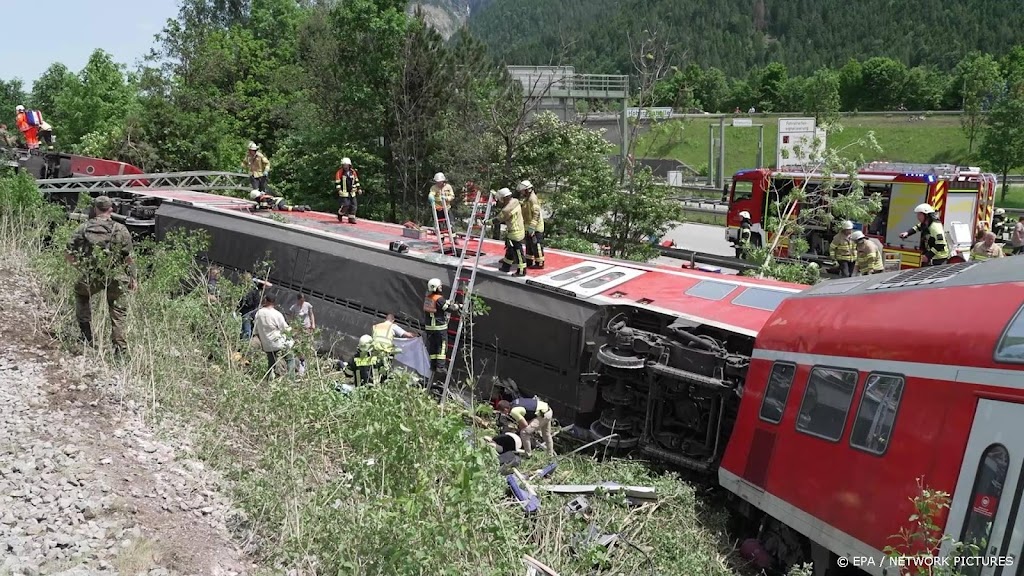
(430, 193), (458, 255)
(437, 188), (496, 405)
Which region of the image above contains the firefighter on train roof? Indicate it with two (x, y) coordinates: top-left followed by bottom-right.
(335, 157), (361, 224)
(899, 203), (950, 266)
(249, 190), (310, 212)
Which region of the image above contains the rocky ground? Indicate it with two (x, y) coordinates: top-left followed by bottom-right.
(0, 266), (256, 575)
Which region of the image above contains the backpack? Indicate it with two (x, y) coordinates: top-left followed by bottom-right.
(25, 110), (43, 127)
(78, 219), (116, 264)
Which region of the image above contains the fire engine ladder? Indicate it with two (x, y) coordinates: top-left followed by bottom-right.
(34, 171), (253, 194)
(430, 193), (458, 255)
(438, 189), (496, 405)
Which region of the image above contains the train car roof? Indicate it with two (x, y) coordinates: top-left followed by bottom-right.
(139, 189), (807, 338)
(755, 257), (1024, 376)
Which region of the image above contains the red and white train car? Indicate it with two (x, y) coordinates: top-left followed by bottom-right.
(720, 259), (1024, 575)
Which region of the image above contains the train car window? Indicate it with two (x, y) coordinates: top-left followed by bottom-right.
(995, 303), (1024, 364)
(579, 271), (626, 289)
(733, 181), (753, 202)
(759, 362), (797, 424)
(958, 444), (1009, 559)
(733, 288), (791, 312)
(685, 280), (738, 301)
(795, 367), (859, 442)
(550, 266), (599, 282)
(849, 373), (904, 455)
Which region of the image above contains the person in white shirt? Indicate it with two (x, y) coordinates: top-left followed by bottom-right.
(254, 294), (294, 377)
(290, 294), (316, 332)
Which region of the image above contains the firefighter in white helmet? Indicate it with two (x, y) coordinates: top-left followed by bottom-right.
(517, 180), (545, 269)
(243, 142), (270, 193)
(428, 172), (456, 238)
(248, 190), (310, 212)
(899, 203), (950, 266)
(830, 220), (858, 277)
(492, 188), (527, 276)
(423, 278), (452, 373)
(342, 334), (385, 387)
(851, 230), (884, 275)
(732, 210), (753, 259)
(993, 208), (1007, 239)
(335, 157), (361, 224)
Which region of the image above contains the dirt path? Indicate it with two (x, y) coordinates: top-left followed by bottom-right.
(0, 266), (256, 576)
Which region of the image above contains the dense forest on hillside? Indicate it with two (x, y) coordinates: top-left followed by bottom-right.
(466, 0), (1024, 77)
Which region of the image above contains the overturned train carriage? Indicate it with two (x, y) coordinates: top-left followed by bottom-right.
(150, 201), (757, 474)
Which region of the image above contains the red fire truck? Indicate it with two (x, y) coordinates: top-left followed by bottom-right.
(725, 162), (998, 269)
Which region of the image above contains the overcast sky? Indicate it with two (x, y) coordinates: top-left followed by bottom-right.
(1, 0), (180, 89)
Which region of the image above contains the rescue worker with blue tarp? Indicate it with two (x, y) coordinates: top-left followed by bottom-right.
(899, 203), (950, 266)
(343, 335), (385, 386)
(335, 157), (361, 224)
(423, 278), (451, 374)
(829, 220), (857, 277)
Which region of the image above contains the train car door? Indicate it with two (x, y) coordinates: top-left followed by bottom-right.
(943, 400), (1024, 576)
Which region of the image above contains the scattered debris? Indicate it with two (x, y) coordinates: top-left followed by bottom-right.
(539, 483), (657, 500)
(523, 554), (561, 576)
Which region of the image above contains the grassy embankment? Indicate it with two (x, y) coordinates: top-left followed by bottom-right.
(639, 114), (1024, 225)
(0, 172), (756, 576)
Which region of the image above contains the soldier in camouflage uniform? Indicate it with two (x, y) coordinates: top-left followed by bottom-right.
(65, 196), (137, 353)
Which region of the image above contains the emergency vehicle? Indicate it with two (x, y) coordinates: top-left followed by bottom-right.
(725, 162), (998, 269)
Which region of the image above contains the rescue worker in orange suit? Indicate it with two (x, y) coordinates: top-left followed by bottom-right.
(423, 277), (452, 374)
(249, 190), (310, 212)
(851, 231), (884, 275)
(971, 231), (1005, 262)
(496, 397), (556, 457)
(335, 157), (361, 224)
(492, 188), (527, 277)
(829, 220), (857, 277)
(899, 203), (950, 266)
(243, 142), (270, 193)
(517, 180), (545, 269)
(15, 106), (39, 149)
(428, 172), (456, 238)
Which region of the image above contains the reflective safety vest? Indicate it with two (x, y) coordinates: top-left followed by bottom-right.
(335, 167), (361, 198)
(830, 232), (857, 262)
(856, 243), (884, 274)
(429, 183), (454, 210)
(372, 321), (396, 347)
(423, 293), (449, 331)
(497, 198), (526, 242)
(738, 222), (752, 246)
(510, 397), (551, 422)
(972, 242), (1004, 262)
(907, 219), (950, 260)
(348, 351), (381, 386)
(521, 192), (545, 233)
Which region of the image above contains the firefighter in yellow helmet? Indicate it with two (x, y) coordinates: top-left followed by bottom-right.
(343, 335), (384, 387)
(243, 142), (270, 193)
(830, 220), (857, 277)
(851, 231), (884, 275)
(971, 231), (1005, 262)
(517, 180), (545, 269)
(423, 278), (452, 373)
(335, 157), (361, 223)
(993, 208), (1007, 239)
(492, 188), (527, 277)
(899, 203), (950, 266)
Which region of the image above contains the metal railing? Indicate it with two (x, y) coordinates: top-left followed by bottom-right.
(508, 66), (629, 99)
(36, 171), (253, 194)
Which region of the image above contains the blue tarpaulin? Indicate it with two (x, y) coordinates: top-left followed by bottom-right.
(393, 336), (431, 378)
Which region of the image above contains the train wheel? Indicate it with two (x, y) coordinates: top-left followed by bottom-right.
(589, 420), (639, 449)
(596, 344), (645, 370)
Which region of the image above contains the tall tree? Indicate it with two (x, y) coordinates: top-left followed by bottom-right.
(980, 90), (1024, 202)
(953, 52), (1002, 153)
(0, 79), (27, 124)
(54, 50), (136, 149)
(802, 68), (840, 124)
(30, 64), (75, 119)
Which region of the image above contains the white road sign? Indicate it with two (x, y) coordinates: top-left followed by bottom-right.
(777, 117), (826, 167)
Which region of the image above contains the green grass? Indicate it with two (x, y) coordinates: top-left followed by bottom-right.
(639, 114), (973, 177)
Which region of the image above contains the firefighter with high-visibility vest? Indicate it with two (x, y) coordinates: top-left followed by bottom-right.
(423, 278), (452, 373)
(243, 142), (270, 193)
(829, 220), (857, 277)
(733, 210), (753, 259)
(899, 203), (950, 266)
(343, 335), (384, 386)
(492, 188), (527, 277)
(249, 190), (310, 212)
(517, 180), (545, 269)
(335, 157), (361, 224)
(851, 231), (884, 275)
(429, 172), (456, 237)
(371, 312), (416, 360)
(971, 231), (1005, 262)
(993, 208), (1007, 240)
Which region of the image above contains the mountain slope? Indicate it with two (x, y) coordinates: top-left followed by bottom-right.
(410, 0), (493, 39)
(464, 0), (1024, 76)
